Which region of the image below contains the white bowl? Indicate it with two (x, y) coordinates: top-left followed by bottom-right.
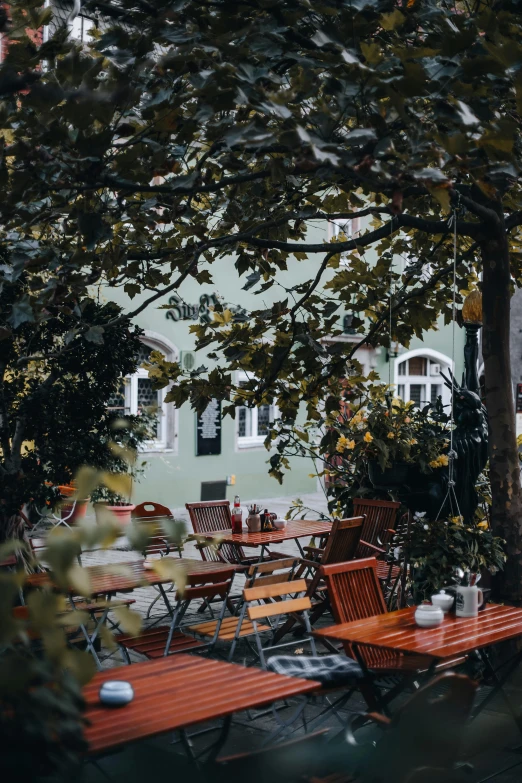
(99, 680), (134, 707)
(273, 519), (287, 530)
(414, 605), (444, 628)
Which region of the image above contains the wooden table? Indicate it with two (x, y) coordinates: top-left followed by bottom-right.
(315, 604), (522, 732)
(83, 655), (320, 758)
(25, 557), (237, 597)
(199, 519), (333, 559)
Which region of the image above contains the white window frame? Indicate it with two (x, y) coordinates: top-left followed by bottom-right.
(393, 348), (453, 408)
(328, 217), (361, 266)
(108, 331), (178, 453)
(236, 371), (277, 449)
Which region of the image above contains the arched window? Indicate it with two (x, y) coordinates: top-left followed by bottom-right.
(394, 349), (452, 408)
(107, 333), (178, 452)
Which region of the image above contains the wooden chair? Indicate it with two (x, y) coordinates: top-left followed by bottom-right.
(352, 672), (477, 783)
(353, 498), (400, 559)
(352, 498), (401, 591)
(272, 517), (364, 645)
(321, 559), (466, 710)
(117, 567), (237, 661)
(244, 578), (317, 667)
(132, 501), (183, 558)
(186, 500), (285, 565)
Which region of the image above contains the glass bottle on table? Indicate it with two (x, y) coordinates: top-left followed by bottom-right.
(232, 495), (243, 534)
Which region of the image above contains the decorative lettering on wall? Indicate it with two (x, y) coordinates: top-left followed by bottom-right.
(165, 293), (217, 324)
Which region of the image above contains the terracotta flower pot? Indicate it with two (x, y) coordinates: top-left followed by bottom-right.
(60, 498), (89, 523)
(95, 503), (135, 526)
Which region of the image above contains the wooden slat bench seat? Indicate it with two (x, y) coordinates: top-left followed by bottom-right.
(117, 627), (206, 658)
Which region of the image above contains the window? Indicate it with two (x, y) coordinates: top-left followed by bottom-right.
(107, 341), (174, 451)
(329, 218), (361, 266)
(237, 372), (276, 448)
(395, 352), (451, 408)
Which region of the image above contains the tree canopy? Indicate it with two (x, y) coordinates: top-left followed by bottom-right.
(3, 0), (522, 595)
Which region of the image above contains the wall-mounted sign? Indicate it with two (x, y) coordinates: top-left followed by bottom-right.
(166, 293), (248, 325)
(517, 383), (522, 413)
(166, 293), (217, 323)
(196, 399), (222, 456)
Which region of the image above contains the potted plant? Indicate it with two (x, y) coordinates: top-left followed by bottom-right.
(91, 411), (156, 525)
(406, 512), (506, 602)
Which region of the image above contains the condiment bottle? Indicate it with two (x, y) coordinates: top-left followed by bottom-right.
(232, 495), (242, 533)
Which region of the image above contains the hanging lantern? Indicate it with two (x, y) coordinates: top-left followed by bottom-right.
(462, 289), (483, 326)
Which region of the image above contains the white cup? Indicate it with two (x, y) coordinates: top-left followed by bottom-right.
(455, 585), (484, 618)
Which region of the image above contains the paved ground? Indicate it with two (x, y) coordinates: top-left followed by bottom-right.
(34, 493), (522, 782)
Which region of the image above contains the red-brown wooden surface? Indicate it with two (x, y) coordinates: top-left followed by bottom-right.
(321, 517), (363, 565)
(197, 519), (333, 547)
(25, 557), (238, 596)
(186, 500), (248, 563)
(353, 498), (400, 559)
(83, 655), (320, 754)
(314, 603), (522, 660)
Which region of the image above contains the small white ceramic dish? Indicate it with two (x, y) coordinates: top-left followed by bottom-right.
(414, 604), (444, 628)
(99, 680), (134, 707)
(273, 518), (287, 530)
(431, 591), (454, 613)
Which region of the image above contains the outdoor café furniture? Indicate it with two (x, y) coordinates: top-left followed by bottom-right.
(25, 557), (239, 667)
(132, 501), (184, 559)
(352, 499), (402, 593)
(186, 500), (287, 564)
(193, 517), (334, 563)
(83, 654), (320, 762)
(273, 517), (364, 645)
(117, 566), (243, 660)
(315, 561), (522, 731)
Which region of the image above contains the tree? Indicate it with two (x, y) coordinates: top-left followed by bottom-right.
(3, 0), (522, 598)
(0, 281), (142, 540)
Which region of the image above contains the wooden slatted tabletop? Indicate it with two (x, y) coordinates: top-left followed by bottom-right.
(83, 655), (320, 754)
(25, 557), (237, 596)
(198, 519), (332, 546)
(314, 604), (522, 660)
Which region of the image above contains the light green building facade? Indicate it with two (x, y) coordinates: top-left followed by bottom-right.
(106, 221), (465, 509)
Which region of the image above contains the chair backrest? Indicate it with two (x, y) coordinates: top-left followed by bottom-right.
(186, 501), (245, 563)
(246, 557), (299, 588)
(132, 502), (175, 558)
(353, 498), (400, 558)
(176, 567), (236, 603)
(361, 672), (476, 783)
(244, 578), (316, 666)
(133, 501), (173, 520)
(320, 558), (391, 668)
(321, 516), (364, 565)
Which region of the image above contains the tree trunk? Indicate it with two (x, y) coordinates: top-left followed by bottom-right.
(481, 231), (522, 603)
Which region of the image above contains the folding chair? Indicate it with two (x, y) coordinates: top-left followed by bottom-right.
(272, 518), (364, 645)
(186, 500), (286, 565)
(245, 580), (364, 737)
(132, 501), (184, 618)
(117, 567), (238, 661)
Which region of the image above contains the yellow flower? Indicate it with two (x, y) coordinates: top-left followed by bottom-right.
(363, 431), (373, 443)
(477, 521), (488, 530)
(409, 438), (417, 445)
(347, 439), (355, 449)
(438, 454), (449, 466)
(336, 436), (350, 453)
(450, 515), (464, 526)
(429, 458), (441, 468)
(387, 432), (395, 439)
